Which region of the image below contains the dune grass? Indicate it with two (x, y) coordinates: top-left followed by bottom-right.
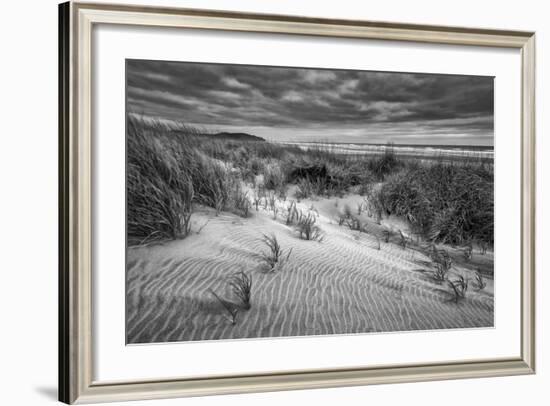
(369, 162), (493, 245)
(257, 233), (292, 272)
(229, 271), (253, 310)
(127, 116), (493, 248)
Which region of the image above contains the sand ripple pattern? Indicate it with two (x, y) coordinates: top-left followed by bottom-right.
(127, 210), (494, 343)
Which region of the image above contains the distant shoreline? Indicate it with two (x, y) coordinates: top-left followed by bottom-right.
(276, 140), (494, 151)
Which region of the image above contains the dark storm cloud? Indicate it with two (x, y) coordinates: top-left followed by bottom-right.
(126, 59), (494, 145)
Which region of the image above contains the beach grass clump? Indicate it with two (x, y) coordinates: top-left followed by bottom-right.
(127, 121), (197, 243)
(479, 240), (490, 255)
(345, 215), (363, 232)
(230, 182), (251, 218)
(372, 162), (493, 245)
(295, 212), (324, 241)
(295, 177), (326, 199)
(367, 144), (401, 180)
(229, 271), (252, 310)
(242, 156), (265, 182)
(462, 243), (473, 261)
(432, 262), (449, 282)
(295, 178), (313, 199)
(448, 275), (469, 303)
(429, 245), (452, 281)
(263, 162), (286, 191)
(252, 187), (264, 211)
(127, 116), (241, 243)
(285, 200), (299, 225)
(473, 270), (486, 290)
(257, 233), (292, 272)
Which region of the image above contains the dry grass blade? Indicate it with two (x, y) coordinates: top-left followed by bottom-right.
(473, 270), (486, 290)
(208, 289), (239, 325)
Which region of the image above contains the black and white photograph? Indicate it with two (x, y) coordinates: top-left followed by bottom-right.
(126, 59), (494, 344)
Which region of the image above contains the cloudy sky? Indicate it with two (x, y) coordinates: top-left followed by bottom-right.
(127, 59), (494, 146)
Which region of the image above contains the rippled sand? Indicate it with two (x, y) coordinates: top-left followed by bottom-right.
(126, 195), (493, 344)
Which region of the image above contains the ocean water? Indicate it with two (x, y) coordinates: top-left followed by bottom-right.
(278, 141), (494, 161)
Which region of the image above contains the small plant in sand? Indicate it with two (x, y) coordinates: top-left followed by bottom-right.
(357, 202), (365, 215)
(337, 214), (346, 226)
(295, 212), (324, 242)
(374, 235), (381, 250)
(208, 289), (239, 325)
(364, 189), (383, 224)
(309, 204), (320, 216)
(267, 192), (277, 212)
(432, 262), (449, 282)
(252, 189), (263, 212)
(462, 242), (473, 261)
(277, 184), (288, 201)
(296, 178), (314, 199)
(229, 271), (253, 310)
(430, 245), (452, 272)
(337, 204), (353, 227)
(343, 204), (353, 218)
(272, 205), (279, 220)
(257, 233), (292, 272)
(473, 270), (486, 290)
(285, 200), (299, 225)
(479, 240), (489, 255)
(263, 162), (286, 192)
(231, 183), (250, 218)
(398, 230), (408, 249)
(211, 189), (225, 216)
(448, 275), (469, 303)
(345, 215), (363, 232)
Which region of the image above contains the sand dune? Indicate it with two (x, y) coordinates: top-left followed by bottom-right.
(126, 195), (494, 344)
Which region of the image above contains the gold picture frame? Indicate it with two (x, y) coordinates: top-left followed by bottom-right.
(59, 1), (535, 403)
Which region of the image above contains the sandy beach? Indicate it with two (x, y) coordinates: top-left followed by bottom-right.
(127, 192), (493, 344)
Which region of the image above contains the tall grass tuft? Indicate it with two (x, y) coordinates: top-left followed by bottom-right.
(295, 212), (324, 241)
(367, 143), (401, 180)
(230, 182), (251, 218)
(229, 271), (252, 309)
(263, 162), (286, 191)
(473, 270), (486, 290)
(256, 233), (292, 272)
(285, 200), (299, 225)
(448, 275), (469, 303)
(127, 121), (198, 243)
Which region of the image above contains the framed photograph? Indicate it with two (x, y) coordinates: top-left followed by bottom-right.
(59, 1), (535, 404)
